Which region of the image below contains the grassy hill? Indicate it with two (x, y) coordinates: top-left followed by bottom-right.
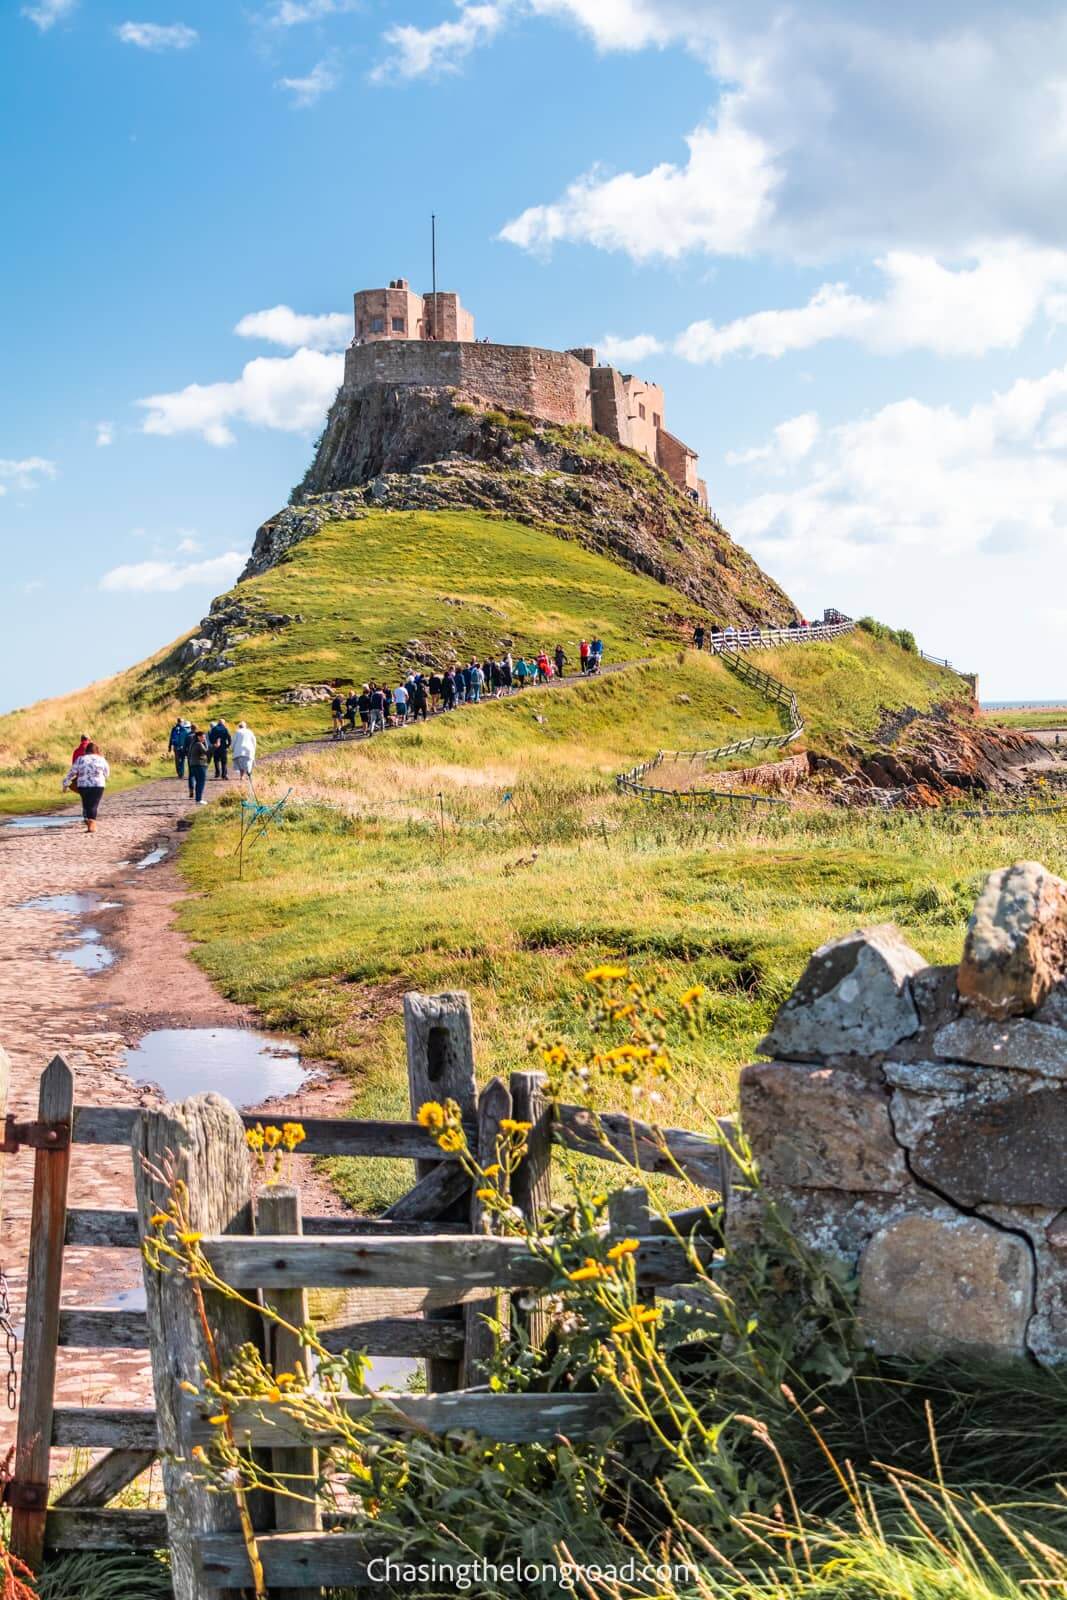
(0, 508), (719, 812)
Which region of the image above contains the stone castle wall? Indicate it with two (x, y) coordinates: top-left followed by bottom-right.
(343, 340), (594, 429)
(729, 861), (1067, 1366)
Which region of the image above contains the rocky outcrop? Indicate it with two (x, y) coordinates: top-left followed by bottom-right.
(173, 595), (303, 676)
(240, 387), (795, 627)
(728, 861), (1067, 1366)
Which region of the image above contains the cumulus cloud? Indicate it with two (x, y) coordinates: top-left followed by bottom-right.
(727, 413), (820, 472)
(95, 421), (114, 447)
(138, 348), (342, 446)
(116, 21), (198, 50)
(501, 118), (779, 260)
(678, 248), (1067, 362)
(99, 552), (245, 593)
(597, 332), (664, 365)
(372, 1), (508, 82)
(21, 0), (76, 31)
(493, 4), (1067, 265)
(276, 57), (338, 103)
(0, 457), (57, 495)
(262, 0), (360, 23)
(234, 304), (350, 351)
(728, 364), (1067, 571)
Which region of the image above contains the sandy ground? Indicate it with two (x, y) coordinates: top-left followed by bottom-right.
(0, 768), (358, 1443)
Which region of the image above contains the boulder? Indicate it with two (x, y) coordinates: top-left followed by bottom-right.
(858, 1212), (1033, 1359)
(904, 1085), (1067, 1208)
(958, 861), (1067, 1018)
(759, 925), (926, 1061)
(740, 1061), (908, 1192)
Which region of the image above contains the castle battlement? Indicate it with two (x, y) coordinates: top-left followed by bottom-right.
(346, 279), (707, 509)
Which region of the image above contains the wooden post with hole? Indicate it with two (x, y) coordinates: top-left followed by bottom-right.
(256, 1184), (320, 1600)
(463, 1075), (510, 1386)
(133, 1094), (267, 1600)
(10, 1055), (73, 1570)
(404, 992), (477, 1392)
(509, 1069), (552, 1352)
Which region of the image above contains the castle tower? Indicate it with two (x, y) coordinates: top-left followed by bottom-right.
(352, 279), (475, 344)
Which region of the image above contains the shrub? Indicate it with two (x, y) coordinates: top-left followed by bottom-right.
(859, 616), (918, 652)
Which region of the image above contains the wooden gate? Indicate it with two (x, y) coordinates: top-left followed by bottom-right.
(6, 991), (733, 1592)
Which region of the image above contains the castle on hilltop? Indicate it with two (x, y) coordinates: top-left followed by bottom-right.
(347, 278), (708, 509)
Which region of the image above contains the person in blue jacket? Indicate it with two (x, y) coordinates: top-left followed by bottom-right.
(168, 718), (191, 778)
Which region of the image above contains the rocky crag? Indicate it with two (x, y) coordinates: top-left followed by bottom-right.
(732, 861), (1067, 1365)
(239, 386), (793, 626)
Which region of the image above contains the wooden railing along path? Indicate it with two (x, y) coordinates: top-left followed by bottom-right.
(5, 992), (734, 1595)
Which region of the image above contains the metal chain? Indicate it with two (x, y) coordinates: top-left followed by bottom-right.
(0, 1264), (18, 1409)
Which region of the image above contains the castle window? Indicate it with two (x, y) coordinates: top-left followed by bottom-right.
(371, 316), (385, 333)
(392, 317), (405, 332)
(638, 403), (646, 421)
(653, 412), (661, 428)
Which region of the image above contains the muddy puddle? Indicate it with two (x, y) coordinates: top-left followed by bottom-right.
(123, 1028), (307, 1107)
(134, 846), (169, 869)
(20, 891), (121, 973)
(2, 813), (79, 830)
(56, 927), (115, 972)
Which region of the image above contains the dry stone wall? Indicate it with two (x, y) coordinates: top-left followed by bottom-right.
(729, 860), (1067, 1365)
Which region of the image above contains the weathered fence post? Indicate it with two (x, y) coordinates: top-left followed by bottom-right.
(463, 1076), (510, 1386)
(257, 1184), (321, 1600)
(404, 992), (477, 1392)
(11, 1055), (73, 1570)
(133, 1094), (266, 1600)
(509, 1069), (552, 1352)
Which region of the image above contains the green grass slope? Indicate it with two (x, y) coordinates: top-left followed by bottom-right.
(173, 629), (980, 1212)
(0, 508), (713, 812)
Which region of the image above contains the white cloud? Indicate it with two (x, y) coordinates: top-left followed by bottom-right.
(138, 348), (343, 446)
(500, 117), (780, 261)
(263, 0), (360, 23)
(0, 457), (57, 495)
(276, 57), (339, 104)
(495, 5), (1067, 265)
(595, 247), (1067, 366)
(727, 413), (820, 471)
(95, 421), (114, 447)
(597, 332), (664, 365)
(99, 552), (244, 593)
(234, 304), (350, 351)
(372, 1), (509, 82)
(116, 21), (198, 50)
(22, 580), (44, 595)
(175, 533), (202, 554)
(21, 0), (76, 31)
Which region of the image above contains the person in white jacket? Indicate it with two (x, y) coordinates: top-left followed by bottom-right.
(232, 721), (257, 780)
(62, 742), (110, 834)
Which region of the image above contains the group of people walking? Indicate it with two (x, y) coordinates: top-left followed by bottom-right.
(167, 717), (257, 801)
(328, 639), (606, 740)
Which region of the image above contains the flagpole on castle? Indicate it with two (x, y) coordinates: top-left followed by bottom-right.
(430, 213), (437, 339)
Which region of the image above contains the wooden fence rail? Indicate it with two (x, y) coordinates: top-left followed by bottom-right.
(6, 990), (733, 1596)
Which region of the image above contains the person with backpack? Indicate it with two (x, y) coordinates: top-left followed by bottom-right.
(469, 661), (484, 704)
(331, 694), (345, 739)
(232, 721), (257, 781)
(209, 718), (231, 780)
(63, 741), (110, 833)
(579, 640), (590, 674)
(411, 676), (429, 721)
(393, 681), (409, 724)
(590, 637), (604, 673)
(693, 624), (705, 651)
(428, 671), (443, 712)
(345, 691), (359, 734)
(167, 719), (189, 777)
(369, 683), (386, 734)
(536, 651), (550, 684)
(554, 644), (566, 680)
(185, 727), (210, 803)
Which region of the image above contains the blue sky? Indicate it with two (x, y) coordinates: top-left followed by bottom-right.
(4, 0), (1067, 709)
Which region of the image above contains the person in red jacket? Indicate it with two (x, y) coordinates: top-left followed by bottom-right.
(71, 732), (91, 764)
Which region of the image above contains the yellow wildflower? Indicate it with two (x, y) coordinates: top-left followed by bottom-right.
(245, 1125), (265, 1152)
(149, 1211), (170, 1228)
(263, 1126), (282, 1151)
(634, 1306), (661, 1325)
(567, 1264), (603, 1283)
(606, 1238), (640, 1262)
(265, 1387), (282, 1403)
(191, 1445), (208, 1463)
(584, 964), (628, 983)
(282, 1122), (306, 1151)
(207, 1413), (228, 1426)
(436, 1128), (464, 1154)
(679, 985), (703, 1008)
(417, 1102), (446, 1131)
(178, 1231), (203, 1245)
(611, 1319), (634, 1337)
(482, 1163), (502, 1178)
(179, 1380), (199, 1395)
(475, 1187), (496, 1202)
(499, 1118), (532, 1135)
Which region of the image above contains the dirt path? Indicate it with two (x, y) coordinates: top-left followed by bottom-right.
(0, 771), (356, 1440)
